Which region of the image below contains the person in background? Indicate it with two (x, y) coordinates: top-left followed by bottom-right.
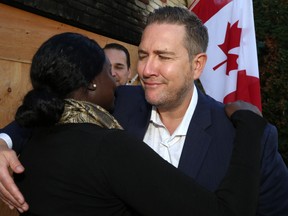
(103, 43), (131, 86)
(4, 32), (267, 215)
(0, 6), (287, 215)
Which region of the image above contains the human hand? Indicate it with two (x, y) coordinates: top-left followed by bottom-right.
(225, 100), (262, 119)
(0, 139), (29, 212)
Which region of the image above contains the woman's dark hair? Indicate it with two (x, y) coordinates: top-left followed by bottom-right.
(15, 32), (105, 127)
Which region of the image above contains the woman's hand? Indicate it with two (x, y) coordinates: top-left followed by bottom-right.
(225, 100), (262, 119)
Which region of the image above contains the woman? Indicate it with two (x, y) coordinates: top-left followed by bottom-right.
(14, 32), (266, 216)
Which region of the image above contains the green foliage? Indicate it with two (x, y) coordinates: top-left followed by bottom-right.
(253, 0), (288, 165)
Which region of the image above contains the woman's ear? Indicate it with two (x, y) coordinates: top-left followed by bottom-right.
(192, 53), (207, 80)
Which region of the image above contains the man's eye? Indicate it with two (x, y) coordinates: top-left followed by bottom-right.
(138, 54), (147, 60)
(159, 55), (171, 60)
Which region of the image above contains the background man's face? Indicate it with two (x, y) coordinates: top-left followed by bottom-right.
(104, 48), (130, 86)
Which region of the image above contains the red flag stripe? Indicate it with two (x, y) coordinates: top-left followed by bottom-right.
(224, 70), (262, 111)
(190, 0), (232, 23)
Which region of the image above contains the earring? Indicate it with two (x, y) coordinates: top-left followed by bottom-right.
(88, 83), (97, 91)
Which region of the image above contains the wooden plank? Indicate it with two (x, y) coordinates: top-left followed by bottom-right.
(0, 3), (138, 73)
(0, 201), (19, 216)
(0, 4), (137, 62)
(0, 59), (31, 128)
(0, 3), (139, 128)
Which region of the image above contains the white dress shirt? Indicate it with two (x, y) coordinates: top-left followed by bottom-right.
(0, 133), (13, 149)
(143, 86), (198, 167)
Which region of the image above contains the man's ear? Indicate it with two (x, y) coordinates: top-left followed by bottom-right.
(192, 53), (207, 80)
(127, 68), (132, 79)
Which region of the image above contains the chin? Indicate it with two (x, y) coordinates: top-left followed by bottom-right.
(146, 92), (170, 108)
(145, 88), (158, 98)
(145, 96), (161, 107)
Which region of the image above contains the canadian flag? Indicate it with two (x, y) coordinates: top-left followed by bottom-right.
(190, 0), (262, 111)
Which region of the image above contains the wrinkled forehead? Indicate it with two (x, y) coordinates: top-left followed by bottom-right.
(140, 23), (187, 51)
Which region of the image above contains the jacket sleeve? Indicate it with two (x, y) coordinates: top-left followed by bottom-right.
(0, 121), (32, 154)
(99, 110), (267, 216)
(258, 124), (288, 215)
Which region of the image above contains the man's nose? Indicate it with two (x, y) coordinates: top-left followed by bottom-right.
(141, 58), (158, 77)
(111, 69), (117, 76)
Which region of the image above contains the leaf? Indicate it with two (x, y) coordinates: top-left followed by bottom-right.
(213, 21), (242, 75)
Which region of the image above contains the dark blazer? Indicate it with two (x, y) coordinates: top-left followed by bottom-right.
(113, 85), (288, 216)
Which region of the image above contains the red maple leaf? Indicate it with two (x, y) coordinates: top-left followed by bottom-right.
(213, 21), (242, 75)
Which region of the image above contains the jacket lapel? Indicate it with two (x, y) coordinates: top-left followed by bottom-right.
(127, 101), (151, 140)
(116, 85), (214, 179)
(115, 86), (151, 140)
(178, 90), (213, 179)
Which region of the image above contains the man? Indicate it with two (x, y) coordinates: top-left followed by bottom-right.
(103, 43), (131, 86)
(0, 6), (287, 215)
(105, 7), (288, 215)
